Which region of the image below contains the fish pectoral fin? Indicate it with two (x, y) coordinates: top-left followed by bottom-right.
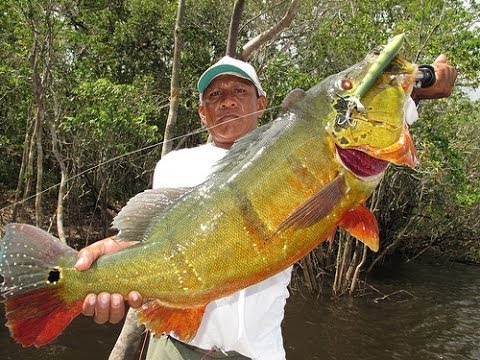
(277, 174), (347, 232)
(338, 204), (379, 251)
(137, 300), (206, 341)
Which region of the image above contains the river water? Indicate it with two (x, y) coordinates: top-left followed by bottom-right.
(1, 260), (479, 359)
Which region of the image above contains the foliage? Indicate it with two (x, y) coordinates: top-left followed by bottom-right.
(409, 96), (480, 259)
(0, 0), (479, 264)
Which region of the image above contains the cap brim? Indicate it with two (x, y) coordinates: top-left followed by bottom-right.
(197, 64), (253, 94)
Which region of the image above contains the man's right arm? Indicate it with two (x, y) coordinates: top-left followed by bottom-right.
(75, 238), (144, 324)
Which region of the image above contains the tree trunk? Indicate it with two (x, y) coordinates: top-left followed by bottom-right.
(33, 89), (45, 227)
(12, 119), (32, 221)
(50, 120), (67, 242)
(349, 244), (368, 295)
(108, 308), (145, 360)
(161, 0), (186, 156)
(226, 0), (245, 57)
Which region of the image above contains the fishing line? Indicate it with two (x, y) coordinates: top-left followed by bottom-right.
(1, 104), (282, 212)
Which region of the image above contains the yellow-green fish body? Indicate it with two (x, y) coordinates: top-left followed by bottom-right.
(1, 34), (418, 347)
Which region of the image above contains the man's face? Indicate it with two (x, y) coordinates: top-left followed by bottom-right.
(198, 74), (267, 149)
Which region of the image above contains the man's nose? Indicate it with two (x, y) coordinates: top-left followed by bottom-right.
(220, 92), (237, 108)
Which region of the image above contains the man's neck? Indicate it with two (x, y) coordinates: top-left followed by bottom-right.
(212, 140), (233, 150)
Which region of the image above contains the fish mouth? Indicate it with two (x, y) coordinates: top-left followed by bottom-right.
(336, 146), (389, 179)
(336, 123), (418, 179)
(354, 123), (418, 168)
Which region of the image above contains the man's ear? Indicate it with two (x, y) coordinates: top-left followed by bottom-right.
(256, 96), (268, 118)
(198, 103), (207, 125)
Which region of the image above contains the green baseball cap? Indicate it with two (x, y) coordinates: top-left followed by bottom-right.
(197, 56), (266, 98)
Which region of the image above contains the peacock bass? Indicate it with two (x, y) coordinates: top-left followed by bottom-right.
(1, 34), (418, 347)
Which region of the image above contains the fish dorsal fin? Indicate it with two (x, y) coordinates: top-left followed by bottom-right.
(112, 187), (192, 241)
(279, 88), (306, 114)
(338, 204), (379, 251)
(277, 174), (347, 232)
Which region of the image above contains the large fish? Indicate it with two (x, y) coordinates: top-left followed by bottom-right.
(1, 34), (418, 347)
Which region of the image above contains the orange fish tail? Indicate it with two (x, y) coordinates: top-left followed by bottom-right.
(1, 223), (81, 347)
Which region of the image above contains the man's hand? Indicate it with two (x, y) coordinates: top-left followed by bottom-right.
(75, 237), (144, 324)
(412, 54), (458, 101)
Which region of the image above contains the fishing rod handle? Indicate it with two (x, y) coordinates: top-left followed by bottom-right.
(415, 64), (436, 88)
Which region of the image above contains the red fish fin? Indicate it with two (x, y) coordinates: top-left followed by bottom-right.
(326, 229), (337, 244)
(1, 223), (81, 347)
(277, 174), (347, 232)
(338, 204), (379, 251)
(4, 286), (83, 347)
(137, 300), (206, 341)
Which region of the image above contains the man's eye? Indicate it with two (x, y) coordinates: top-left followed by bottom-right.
(209, 90), (222, 97)
(234, 88), (246, 94)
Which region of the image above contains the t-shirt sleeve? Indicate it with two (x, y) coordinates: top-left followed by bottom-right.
(404, 97), (419, 125)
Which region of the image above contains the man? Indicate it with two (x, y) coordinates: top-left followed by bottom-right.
(75, 55), (457, 359)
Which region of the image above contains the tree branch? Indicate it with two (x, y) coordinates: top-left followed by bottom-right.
(240, 0), (302, 61)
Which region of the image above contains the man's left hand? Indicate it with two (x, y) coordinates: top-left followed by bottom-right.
(412, 54), (458, 101)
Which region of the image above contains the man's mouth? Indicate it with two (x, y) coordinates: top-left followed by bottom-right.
(218, 114), (240, 124)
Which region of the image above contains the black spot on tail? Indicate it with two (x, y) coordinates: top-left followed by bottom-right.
(48, 268), (61, 283)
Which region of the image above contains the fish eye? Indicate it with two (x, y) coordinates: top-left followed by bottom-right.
(341, 79), (353, 90)
(335, 79), (354, 92)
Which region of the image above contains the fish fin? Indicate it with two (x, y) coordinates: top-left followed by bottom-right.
(279, 88), (306, 114)
(112, 187), (192, 241)
(338, 204), (379, 251)
(137, 300), (206, 341)
(326, 229), (337, 244)
(4, 287), (83, 347)
(0, 223), (82, 347)
(277, 174), (347, 232)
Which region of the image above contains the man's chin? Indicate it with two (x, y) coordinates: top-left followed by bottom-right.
(211, 128), (249, 148)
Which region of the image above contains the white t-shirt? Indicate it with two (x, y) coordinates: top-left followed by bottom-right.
(151, 143), (292, 360)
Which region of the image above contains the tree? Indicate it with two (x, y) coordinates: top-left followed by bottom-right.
(161, 0), (186, 157)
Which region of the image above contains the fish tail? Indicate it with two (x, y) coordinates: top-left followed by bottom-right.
(1, 223), (82, 347)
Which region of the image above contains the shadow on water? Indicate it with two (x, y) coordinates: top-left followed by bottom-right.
(1, 261), (479, 359)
